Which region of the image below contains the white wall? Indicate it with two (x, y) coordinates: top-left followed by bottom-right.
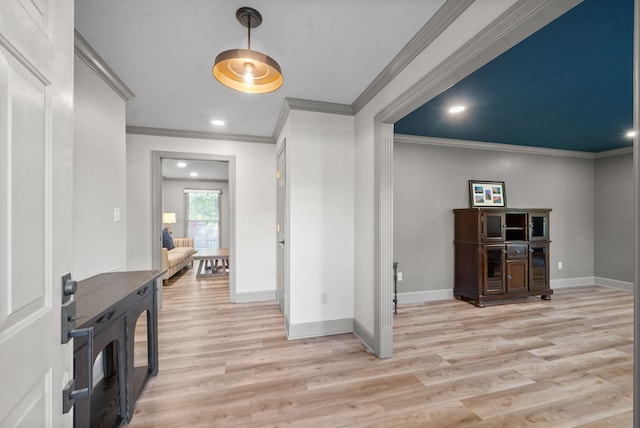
(126, 134), (276, 297)
(354, 1), (519, 335)
(394, 141), (595, 296)
(163, 179), (231, 248)
(594, 152), (634, 283)
(276, 110), (355, 333)
(73, 54), (127, 280)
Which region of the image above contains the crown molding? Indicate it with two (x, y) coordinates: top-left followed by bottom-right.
(74, 30), (135, 101)
(272, 97), (353, 140)
(127, 126), (274, 144)
(351, 0), (474, 114)
(394, 134), (596, 159)
(594, 146), (633, 158)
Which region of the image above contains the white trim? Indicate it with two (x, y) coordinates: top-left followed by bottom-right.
(594, 277), (634, 291)
(353, 319), (375, 354)
(394, 134), (596, 159)
(551, 276), (596, 288)
(287, 318), (353, 340)
(594, 146), (634, 158)
(74, 30), (135, 101)
(234, 290), (276, 303)
(352, 0), (474, 113)
(397, 289), (454, 304)
(127, 126), (274, 145)
(272, 98), (352, 141)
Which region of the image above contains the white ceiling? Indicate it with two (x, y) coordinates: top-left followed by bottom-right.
(74, 1), (445, 138)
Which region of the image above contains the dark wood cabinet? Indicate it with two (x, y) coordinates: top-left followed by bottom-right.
(454, 208), (552, 307)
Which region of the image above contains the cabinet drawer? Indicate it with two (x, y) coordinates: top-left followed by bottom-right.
(507, 244), (527, 260)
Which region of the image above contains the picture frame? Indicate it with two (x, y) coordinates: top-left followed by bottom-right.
(469, 180), (506, 208)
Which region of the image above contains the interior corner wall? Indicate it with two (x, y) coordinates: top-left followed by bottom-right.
(73, 54), (127, 280)
(163, 179), (231, 248)
(126, 134), (276, 295)
(283, 110), (355, 329)
(394, 142), (595, 296)
(594, 152), (634, 282)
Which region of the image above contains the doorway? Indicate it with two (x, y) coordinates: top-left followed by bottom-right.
(152, 151), (236, 303)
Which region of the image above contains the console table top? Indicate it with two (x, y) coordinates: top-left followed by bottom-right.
(75, 270), (164, 328)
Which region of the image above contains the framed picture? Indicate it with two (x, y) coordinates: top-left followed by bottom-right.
(469, 180), (506, 208)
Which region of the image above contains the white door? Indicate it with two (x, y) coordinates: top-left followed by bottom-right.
(276, 143), (286, 313)
(0, 1), (75, 426)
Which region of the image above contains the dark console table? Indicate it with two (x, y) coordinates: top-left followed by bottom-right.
(73, 270), (163, 427)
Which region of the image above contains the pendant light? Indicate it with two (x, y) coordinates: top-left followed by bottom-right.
(212, 7), (283, 94)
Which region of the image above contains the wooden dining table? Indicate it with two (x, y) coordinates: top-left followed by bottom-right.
(193, 248), (229, 278)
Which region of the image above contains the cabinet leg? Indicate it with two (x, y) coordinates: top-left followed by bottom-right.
(541, 294), (551, 301)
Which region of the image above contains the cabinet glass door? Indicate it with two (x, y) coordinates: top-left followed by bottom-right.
(529, 245), (548, 289)
(483, 246), (505, 294)
(529, 212), (548, 241)
(483, 212), (504, 241)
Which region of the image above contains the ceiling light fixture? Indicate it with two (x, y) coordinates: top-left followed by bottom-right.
(190, 172), (198, 177)
(211, 119), (226, 126)
(177, 162), (187, 168)
(449, 105), (466, 114)
(212, 7), (283, 94)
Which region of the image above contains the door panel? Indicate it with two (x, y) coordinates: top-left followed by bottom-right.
(0, 0), (73, 426)
(507, 261), (528, 293)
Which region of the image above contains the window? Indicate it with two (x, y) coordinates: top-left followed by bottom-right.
(184, 189), (220, 250)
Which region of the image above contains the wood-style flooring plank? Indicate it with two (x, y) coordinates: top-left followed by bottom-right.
(127, 271), (633, 427)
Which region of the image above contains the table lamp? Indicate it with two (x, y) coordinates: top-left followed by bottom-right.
(162, 212), (176, 234)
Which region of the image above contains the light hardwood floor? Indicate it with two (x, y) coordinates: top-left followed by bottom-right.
(129, 268), (633, 427)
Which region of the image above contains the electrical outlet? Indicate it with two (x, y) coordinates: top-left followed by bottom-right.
(322, 292), (327, 304)
(558, 261), (563, 270)
(397, 272), (403, 281)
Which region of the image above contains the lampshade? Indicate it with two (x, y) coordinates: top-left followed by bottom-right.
(212, 7), (283, 94)
(162, 212), (176, 224)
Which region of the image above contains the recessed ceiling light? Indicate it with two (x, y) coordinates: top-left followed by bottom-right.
(211, 119), (225, 126)
(190, 172), (198, 177)
(449, 105), (466, 114)
(177, 162), (187, 168)
(626, 130), (636, 138)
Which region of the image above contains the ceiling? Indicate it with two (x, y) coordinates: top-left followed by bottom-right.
(74, 0), (445, 138)
(395, 0), (633, 153)
(75, 1), (633, 154)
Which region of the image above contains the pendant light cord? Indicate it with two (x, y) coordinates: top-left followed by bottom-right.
(247, 15), (251, 51)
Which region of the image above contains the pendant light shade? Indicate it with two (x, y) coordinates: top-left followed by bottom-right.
(213, 7), (283, 94)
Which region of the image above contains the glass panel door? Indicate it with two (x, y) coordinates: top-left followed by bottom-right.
(483, 245), (505, 294)
(529, 245), (548, 289)
(483, 212), (504, 241)
(529, 212), (548, 241)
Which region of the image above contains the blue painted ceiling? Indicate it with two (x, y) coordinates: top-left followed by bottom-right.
(395, 0), (633, 153)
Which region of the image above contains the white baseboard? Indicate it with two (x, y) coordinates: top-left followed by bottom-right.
(287, 318), (353, 340)
(594, 276), (634, 291)
(550, 276), (596, 289)
(548, 276), (633, 291)
(234, 290), (276, 303)
(353, 318), (375, 353)
(397, 288), (454, 304)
